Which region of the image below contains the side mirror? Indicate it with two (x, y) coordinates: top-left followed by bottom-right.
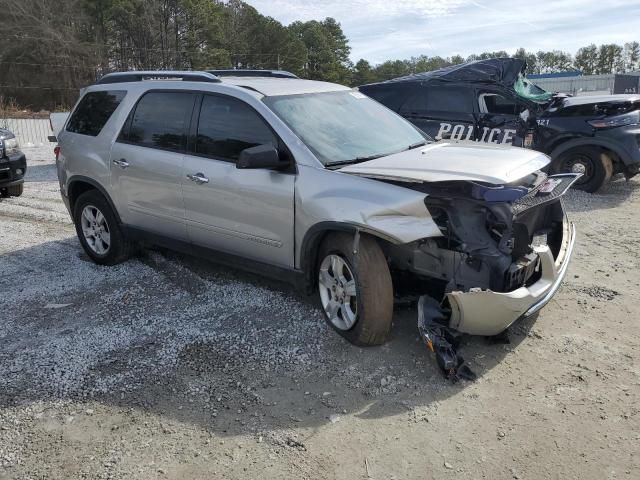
(237, 144), (288, 170)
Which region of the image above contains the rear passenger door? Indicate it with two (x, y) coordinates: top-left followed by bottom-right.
(110, 91), (196, 240)
(182, 94), (295, 268)
(399, 84), (477, 141)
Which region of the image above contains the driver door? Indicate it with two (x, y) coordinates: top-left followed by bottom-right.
(476, 91), (526, 146)
(182, 94), (295, 268)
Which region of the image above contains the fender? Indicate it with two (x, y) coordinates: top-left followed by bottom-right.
(549, 137), (629, 165)
(66, 175), (123, 223)
(299, 221), (393, 294)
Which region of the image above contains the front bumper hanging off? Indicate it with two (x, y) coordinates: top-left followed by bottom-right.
(446, 220), (576, 336)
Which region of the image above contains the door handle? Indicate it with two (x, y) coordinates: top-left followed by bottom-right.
(187, 172), (209, 184)
(112, 158), (129, 168)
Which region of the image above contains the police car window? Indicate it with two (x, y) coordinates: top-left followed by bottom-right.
(195, 95), (276, 161)
(66, 90), (126, 136)
(481, 93), (519, 115)
(425, 87), (472, 113)
(398, 87), (429, 115)
(361, 86), (407, 112)
(123, 92), (195, 151)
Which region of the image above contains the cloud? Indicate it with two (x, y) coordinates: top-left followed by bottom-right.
(244, 0), (640, 64)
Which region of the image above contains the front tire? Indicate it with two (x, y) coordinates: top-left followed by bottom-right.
(553, 147), (612, 193)
(73, 190), (133, 265)
(317, 233), (393, 346)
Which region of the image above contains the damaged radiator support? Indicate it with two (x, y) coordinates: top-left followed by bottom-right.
(417, 295), (476, 382)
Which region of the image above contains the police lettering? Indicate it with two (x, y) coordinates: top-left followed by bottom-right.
(435, 122), (516, 145)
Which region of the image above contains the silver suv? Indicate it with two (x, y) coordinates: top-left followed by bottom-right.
(56, 70), (577, 346)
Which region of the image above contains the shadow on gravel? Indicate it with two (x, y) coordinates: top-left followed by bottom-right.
(0, 238), (536, 439)
(23, 163), (57, 183)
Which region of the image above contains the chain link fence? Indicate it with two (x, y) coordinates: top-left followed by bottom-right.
(0, 118), (52, 146)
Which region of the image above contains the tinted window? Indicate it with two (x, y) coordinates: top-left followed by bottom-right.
(398, 86), (429, 115)
(196, 95), (276, 161)
(123, 92), (195, 151)
(426, 86), (473, 112)
(361, 85), (408, 112)
(482, 93), (519, 115)
(66, 90), (126, 136)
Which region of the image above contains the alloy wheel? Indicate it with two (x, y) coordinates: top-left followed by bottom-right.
(80, 205), (111, 255)
(318, 254), (358, 330)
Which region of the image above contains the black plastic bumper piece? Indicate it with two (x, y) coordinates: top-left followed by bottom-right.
(0, 152), (27, 187)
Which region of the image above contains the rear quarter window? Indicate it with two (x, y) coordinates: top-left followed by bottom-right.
(66, 90), (126, 136)
(359, 85), (408, 112)
(425, 86), (474, 113)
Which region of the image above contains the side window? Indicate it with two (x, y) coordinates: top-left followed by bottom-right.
(398, 86), (429, 115)
(66, 90), (126, 136)
(121, 92), (195, 151)
(195, 95), (276, 161)
(425, 86), (473, 113)
(362, 85), (408, 112)
(479, 93), (520, 115)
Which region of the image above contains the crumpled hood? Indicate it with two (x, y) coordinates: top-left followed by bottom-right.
(338, 141), (550, 185)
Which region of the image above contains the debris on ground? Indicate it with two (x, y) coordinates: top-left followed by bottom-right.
(417, 295), (476, 382)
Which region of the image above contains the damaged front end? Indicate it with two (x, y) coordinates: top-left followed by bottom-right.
(387, 171), (578, 380)
(389, 171), (578, 335)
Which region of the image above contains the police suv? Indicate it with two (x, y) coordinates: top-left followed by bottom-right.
(360, 58), (640, 193)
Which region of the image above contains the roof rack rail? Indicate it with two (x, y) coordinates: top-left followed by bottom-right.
(207, 69), (298, 79)
(96, 71), (221, 85)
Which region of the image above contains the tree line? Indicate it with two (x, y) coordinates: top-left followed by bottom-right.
(1, 0), (639, 110)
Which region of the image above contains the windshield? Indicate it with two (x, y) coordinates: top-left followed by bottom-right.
(514, 73), (554, 103)
(264, 90), (428, 166)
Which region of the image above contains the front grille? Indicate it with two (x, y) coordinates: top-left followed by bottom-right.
(512, 174), (577, 215)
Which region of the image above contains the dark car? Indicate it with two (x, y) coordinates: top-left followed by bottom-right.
(0, 127), (26, 197)
(359, 58), (640, 192)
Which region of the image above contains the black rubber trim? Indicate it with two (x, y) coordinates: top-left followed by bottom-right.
(549, 137), (631, 167)
(66, 176), (123, 224)
(299, 221), (361, 292)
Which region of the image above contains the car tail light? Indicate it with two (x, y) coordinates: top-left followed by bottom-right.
(54, 145), (60, 161)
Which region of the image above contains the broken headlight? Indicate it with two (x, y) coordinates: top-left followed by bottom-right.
(587, 111), (639, 130)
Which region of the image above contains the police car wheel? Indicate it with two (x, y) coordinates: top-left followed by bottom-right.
(554, 147), (612, 193)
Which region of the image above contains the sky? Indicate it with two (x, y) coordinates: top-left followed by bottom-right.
(244, 0), (640, 64)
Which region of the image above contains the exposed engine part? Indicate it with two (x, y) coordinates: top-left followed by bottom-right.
(385, 173), (573, 294)
(417, 296), (476, 382)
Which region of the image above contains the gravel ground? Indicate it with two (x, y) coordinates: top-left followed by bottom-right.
(0, 146), (638, 479)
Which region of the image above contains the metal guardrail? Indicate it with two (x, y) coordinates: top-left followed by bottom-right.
(0, 118), (52, 146)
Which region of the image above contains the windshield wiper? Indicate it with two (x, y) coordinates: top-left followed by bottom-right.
(325, 153), (387, 167)
(326, 142), (428, 168)
(405, 140), (428, 150)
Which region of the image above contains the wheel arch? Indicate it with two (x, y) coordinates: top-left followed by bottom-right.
(549, 137), (627, 171)
(299, 221), (396, 294)
(67, 176), (122, 223)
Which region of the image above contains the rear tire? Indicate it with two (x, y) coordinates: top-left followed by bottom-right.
(73, 190), (133, 265)
(553, 147), (612, 193)
(317, 232), (394, 346)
